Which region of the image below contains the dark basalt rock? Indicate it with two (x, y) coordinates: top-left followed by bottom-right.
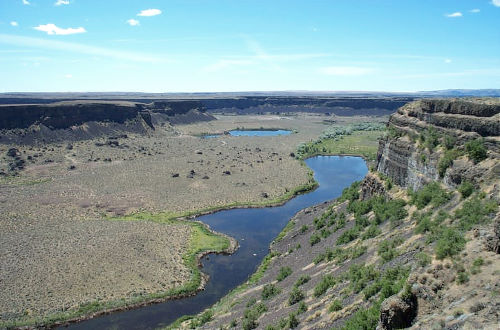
(378, 294), (417, 330)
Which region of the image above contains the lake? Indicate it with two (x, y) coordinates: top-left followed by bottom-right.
(202, 129), (291, 138)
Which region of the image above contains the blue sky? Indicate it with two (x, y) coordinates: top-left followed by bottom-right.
(0, 0), (499, 92)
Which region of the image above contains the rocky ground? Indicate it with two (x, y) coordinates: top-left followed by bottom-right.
(177, 99), (499, 330)
(0, 113), (384, 327)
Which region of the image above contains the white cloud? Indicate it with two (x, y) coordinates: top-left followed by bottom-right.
(34, 24), (86, 35)
(126, 19), (140, 26)
(64, 74), (72, 78)
(446, 12), (463, 17)
(0, 33), (165, 62)
(445, 59), (452, 63)
(22, 0), (30, 5)
(55, 0), (70, 5)
(470, 9), (480, 13)
(492, 0), (500, 7)
(137, 9), (162, 17)
(10, 21), (19, 27)
(320, 66), (374, 76)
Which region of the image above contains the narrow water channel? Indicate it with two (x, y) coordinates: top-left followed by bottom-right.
(65, 156), (367, 330)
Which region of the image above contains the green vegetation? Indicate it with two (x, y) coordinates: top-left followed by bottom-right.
(276, 267), (293, 282)
(294, 275), (310, 287)
(345, 264), (379, 294)
(416, 252), (432, 267)
(242, 302), (268, 330)
(313, 274), (337, 297)
(363, 266), (409, 300)
(262, 284), (281, 300)
(310, 232), (321, 246)
(471, 257), (484, 274)
(314, 244), (367, 265)
(458, 181), (475, 199)
(409, 182), (450, 209)
(454, 195), (498, 232)
(296, 123), (385, 160)
(329, 299), (343, 312)
(420, 127), (440, 151)
(189, 310), (213, 328)
(377, 237), (403, 263)
(465, 138), (487, 163)
(435, 227), (466, 259)
(443, 135), (457, 150)
(362, 225), (381, 240)
(340, 302), (381, 330)
(274, 221), (295, 243)
(288, 286), (305, 305)
(438, 148), (461, 177)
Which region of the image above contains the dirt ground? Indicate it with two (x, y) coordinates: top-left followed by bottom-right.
(0, 113), (383, 324)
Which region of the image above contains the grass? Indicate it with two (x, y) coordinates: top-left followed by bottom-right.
(1, 212), (232, 329)
(297, 130), (383, 161)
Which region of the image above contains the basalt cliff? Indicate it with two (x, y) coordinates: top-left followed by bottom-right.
(175, 98), (499, 330)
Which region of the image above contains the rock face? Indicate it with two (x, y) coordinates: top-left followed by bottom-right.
(379, 295), (417, 330)
(0, 99), (215, 143)
(377, 98), (500, 190)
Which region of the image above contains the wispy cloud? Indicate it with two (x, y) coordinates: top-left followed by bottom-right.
(10, 21), (19, 27)
(137, 9), (162, 17)
(401, 69), (500, 79)
(444, 59), (452, 63)
(54, 0), (70, 5)
(492, 0), (500, 7)
(470, 9), (480, 13)
(22, 0), (30, 5)
(446, 12), (463, 18)
(0, 34), (165, 62)
(126, 19), (140, 26)
(34, 24), (86, 35)
(319, 66), (375, 76)
(64, 74), (72, 78)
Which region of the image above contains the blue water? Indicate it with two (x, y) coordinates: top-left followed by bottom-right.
(203, 130), (291, 138)
(65, 156), (367, 330)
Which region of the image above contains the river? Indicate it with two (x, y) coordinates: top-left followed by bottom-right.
(66, 156), (367, 329)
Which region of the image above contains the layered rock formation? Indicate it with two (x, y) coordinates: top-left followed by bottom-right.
(377, 98), (499, 190)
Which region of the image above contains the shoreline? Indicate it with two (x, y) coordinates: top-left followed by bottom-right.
(5, 154), (366, 329)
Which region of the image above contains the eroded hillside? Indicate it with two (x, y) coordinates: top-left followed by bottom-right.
(177, 98), (499, 330)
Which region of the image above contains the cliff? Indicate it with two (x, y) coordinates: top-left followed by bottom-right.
(176, 99), (499, 330)
(377, 98), (500, 191)
(0, 99), (214, 144)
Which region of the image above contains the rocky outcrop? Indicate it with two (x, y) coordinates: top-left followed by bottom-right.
(377, 99), (500, 190)
(378, 294), (417, 330)
(361, 173), (386, 200)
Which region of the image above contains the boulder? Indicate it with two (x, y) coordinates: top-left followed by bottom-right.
(379, 294), (417, 329)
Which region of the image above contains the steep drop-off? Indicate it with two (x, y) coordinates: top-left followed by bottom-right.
(177, 98), (499, 330)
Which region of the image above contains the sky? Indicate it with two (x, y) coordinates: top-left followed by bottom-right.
(0, 0), (499, 93)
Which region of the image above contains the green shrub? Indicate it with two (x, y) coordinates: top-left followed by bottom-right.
(435, 227), (466, 259)
(329, 299), (343, 312)
(361, 224), (381, 240)
(336, 226), (360, 245)
(416, 252), (432, 267)
(443, 135), (457, 150)
(423, 127), (439, 151)
(456, 271), (469, 284)
(297, 301), (307, 314)
(455, 196), (498, 231)
(372, 197), (407, 225)
(341, 302), (381, 330)
(339, 181), (361, 202)
(294, 275), (310, 288)
(262, 284), (281, 300)
(242, 302), (268, 330)
(288, 286), (305, 305)
(458, 181), (474, 198)
(410, 182), (450, 209)
(246, 297), (257, 307)
(465, 138), (487, 163)
(310, 233), (321, 246)
(320, 228), (332, 238)
(314, 274), (336, 297)
(288, 313), (299, 328)
(300, 225), (308, 233)
(438, 149), (461, 177)
(377, 237), (403, 263)
(346, 264), (379, 293)
(277, 267), (293, 282)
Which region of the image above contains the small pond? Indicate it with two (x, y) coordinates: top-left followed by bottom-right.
(202, 129), (291, 138)
(65, 156), (367, 330)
